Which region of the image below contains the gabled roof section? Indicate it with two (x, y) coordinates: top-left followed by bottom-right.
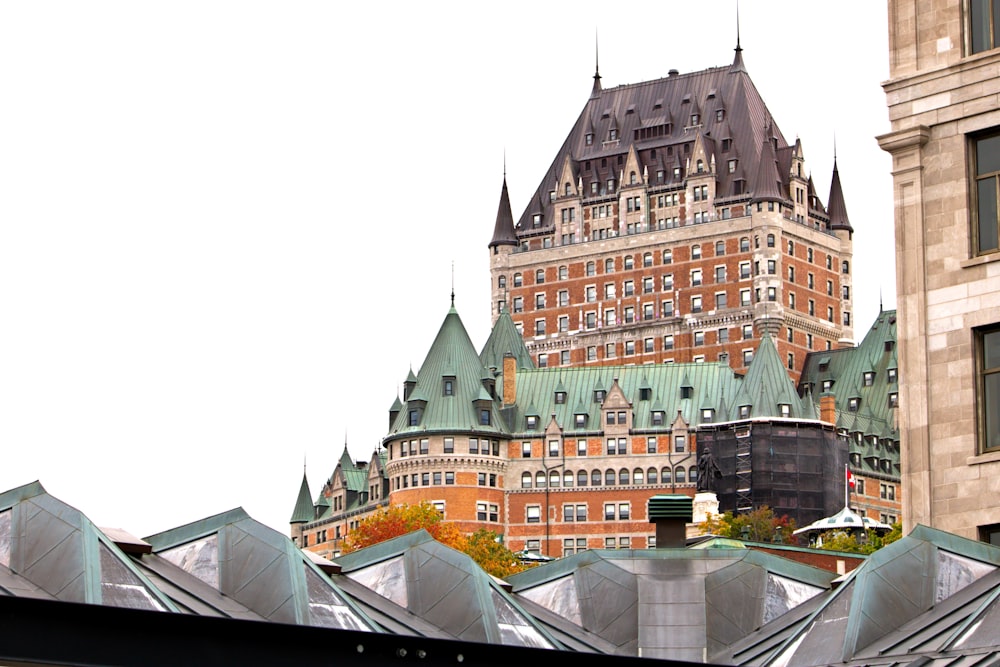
(0, 481), (176, 611)
(146, 507), (378, 631)
(480, 307), (534, 371)
(750, 126), (791, 205)
(389, 303), (506, 437)
(488, 177), (518, 249)
(827, 157), (853, 232)
(289, 472), (314, 524)
(337, 530), (560, 648)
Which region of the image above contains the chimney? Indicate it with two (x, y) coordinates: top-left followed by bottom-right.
(503, 353), (517, 406)
(648, 495), (693, 548)
(820, 393), (836, 425)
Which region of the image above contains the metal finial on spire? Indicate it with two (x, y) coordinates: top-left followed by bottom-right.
(736, 0), (742, 51)
(591, 29), (602, 97)
(451, 261), (455, 306)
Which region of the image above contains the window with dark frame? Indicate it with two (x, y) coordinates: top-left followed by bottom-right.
(977, 324), (1000, 452)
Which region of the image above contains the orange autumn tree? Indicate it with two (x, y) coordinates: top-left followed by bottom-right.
(341, 502), (467, 553)
(341, 503), (528, 579)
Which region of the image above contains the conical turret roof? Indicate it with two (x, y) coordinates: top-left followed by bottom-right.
(827, 158), (853, 232)
(489, 177), (518, 249)
(289, 471), (314, 524)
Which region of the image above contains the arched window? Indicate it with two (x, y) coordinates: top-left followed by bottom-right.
(661, 467), (672, 484)
(514, 272), (523, 287)
(605, 469), (616, 486)
(498, 275), (507, 289)
(605, 258), (614, 272)
(676, 467), (686, 483)
(592, 469), (602, 486)
(689, 466), (699, 485)
(565, 183), (572, 196)
(697, 159), (704, 173)
(536, 471), (546, 487)
(549, 470), (560, 487)
(630, 171), (637, 185)
(619, 468), (630, 485)
(521, 472), (532, 488)
(740, 237), (750, 252)
(578, 470), (588, 486)
(647, 467), (657, 484)
(564, 470), (574, 487)
(633, 468), (644, 485)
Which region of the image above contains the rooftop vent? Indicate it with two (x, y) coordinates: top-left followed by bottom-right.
(669, 69), (679, 77)
(648, 495), (693, 548)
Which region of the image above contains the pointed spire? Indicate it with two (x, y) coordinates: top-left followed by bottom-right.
(827, 152), (854, 232)
(591, 29), (602, 98)
(750, 125), (789, 204)
(489, 173), (518, 249)
(730, 2), (747, 74)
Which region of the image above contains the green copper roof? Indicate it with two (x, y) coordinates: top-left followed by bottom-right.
(290, 472), (314, 524)
(730, 334), (809, 419)
(480, 307), (534, 372)
(798, 309), (900, 479)
(388, 304), (505, 438)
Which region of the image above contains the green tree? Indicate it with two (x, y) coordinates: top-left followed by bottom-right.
(463, 529), (528, 579)
(816, 522), (903, 554)
(699, 506), (797, 544)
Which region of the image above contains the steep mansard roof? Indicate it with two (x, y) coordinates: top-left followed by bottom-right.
(515, 52), (794, 231)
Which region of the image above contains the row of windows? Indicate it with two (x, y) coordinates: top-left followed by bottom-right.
(408, 408), (492, 427)
(519, 466), (697, 489)
(524, 501), (633, 523)
(392, 437), (501, 459)
(498, 241), (843, 288)
(520, 434), (685, 453)
(392, 471), (455, 489)
(555, 536), (655, 556)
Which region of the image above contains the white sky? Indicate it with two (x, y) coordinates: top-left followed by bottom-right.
(0, 1), (894, 537)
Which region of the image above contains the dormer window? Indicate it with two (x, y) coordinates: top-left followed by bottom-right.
(594, 390), (606, 403)
(640, 388), (651, 401)
(701, 408), (714, 423)
(443, 377), (455, 396)
(480, 409), (491, 426)
(848, 397), (860, 412)
(779, 404), (791, 418)
(739, 405), (751, 419)
(691, 113), (700, 125)
(863, 372), (874, 387)
(609, 128), (618, 141)
(728, 159), (737, 173)
(888, 392), (899, 408)
(549, 190), (556, 202)
(533, 214), (542, 226)
(680, 386), (693, 400)
(526, 415), (538, 430)
(651, 411), (664, 426)
(586, 133), (593, 145)
(408, 409), (421, 426)
(575, 413), (587, 428)
(607, 178), (616, 192)
(555, 391), (566, 404)
(716, 109), (724, 121)
(888, 368), (897, 383)
(822, 379), (833, 392)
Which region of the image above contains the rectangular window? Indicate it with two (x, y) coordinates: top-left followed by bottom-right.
(618, 503), (630, 520)
(420, 439), (429, 455)
(445, 472), (454, 485)
(971, 0), (1000, 54)
(604, 503), (615, 521)
(469, 438), (479, 454)
(978, 325), (1000, 452)
(527, 505), (540, 523)
(443, 437), (454, 453)
(973, 130), (1000, 254)
(674, 435), (685, 452)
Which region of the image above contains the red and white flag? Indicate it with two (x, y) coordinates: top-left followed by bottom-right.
(846, 468), (855, 490)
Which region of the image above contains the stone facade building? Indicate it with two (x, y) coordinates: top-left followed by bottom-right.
(489, 46), (856, 383)
(877, 0), (1000, 541)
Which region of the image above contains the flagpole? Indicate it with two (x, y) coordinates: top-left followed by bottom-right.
(844, 463), (849, 509)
